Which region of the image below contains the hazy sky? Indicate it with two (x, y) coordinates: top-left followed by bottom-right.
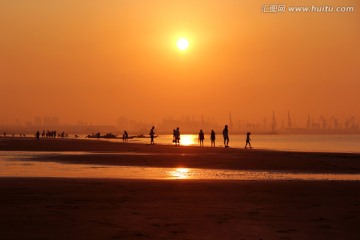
(1, 0), (359, 126)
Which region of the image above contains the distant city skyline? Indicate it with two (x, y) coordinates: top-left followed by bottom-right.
(1, 112), (359, 135)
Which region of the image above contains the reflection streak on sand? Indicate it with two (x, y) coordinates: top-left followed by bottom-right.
(1, 156), (360, 181)
(168, 168), (190, 179)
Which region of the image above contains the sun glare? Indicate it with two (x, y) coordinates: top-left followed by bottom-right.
(180, 135), (196, 146)
(169, 168), (190, 179)
(177, 38), (189, 51)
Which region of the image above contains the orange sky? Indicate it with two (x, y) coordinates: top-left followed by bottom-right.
(1, 0), (359, 126)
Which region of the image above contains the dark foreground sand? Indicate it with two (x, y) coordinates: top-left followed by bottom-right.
(1, 138), (360, 239)
(1, 178), (360, 240)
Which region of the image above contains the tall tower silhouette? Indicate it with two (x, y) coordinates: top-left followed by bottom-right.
(271, 111), (277, 132)
(306, 114), (311, 129)
(287, 111), (292, 129)
(229, 112), (233, 129)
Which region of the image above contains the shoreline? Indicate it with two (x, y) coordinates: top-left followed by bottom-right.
(1, 135), (360, 154)
(1, 137), (360, 174)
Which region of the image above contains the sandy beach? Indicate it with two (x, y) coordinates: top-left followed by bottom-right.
(1, 138), (360, 239)
(1, 137), (360, 173)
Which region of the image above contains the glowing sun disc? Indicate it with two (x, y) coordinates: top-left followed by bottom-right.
(177, 38), (189, 50)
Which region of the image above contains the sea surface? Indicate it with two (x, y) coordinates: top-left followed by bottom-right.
(119, 134), (360, 153)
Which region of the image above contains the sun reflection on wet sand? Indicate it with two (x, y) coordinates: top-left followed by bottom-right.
(2, 159), (360, 181)
(1, 152), (360, 181)
(168, 168), (190, 179)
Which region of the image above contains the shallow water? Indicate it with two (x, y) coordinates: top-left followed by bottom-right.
(1, 151), (360, 181)
(128, 134), (360, 153)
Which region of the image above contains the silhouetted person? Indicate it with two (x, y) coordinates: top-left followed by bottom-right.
(223, 125), (229, 147)
(210, 130), (216, 147)
(123, 130), (128, 142)
(174, 127), (180, 146)
(150, 126), (155, 144)
(198, 129), (204, 146)
(36, 131), (40, 140)
(245, 132), (252, 149)
(172, 129), (176, 143)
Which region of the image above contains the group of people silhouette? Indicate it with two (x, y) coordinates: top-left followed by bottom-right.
(147, 125), (252, 149)
(35, 130), (68, 140)
(31, 124), (252, 149)
(172, 127), (180, 146)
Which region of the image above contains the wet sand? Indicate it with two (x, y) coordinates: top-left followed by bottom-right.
(1, 137), (360, 173)
(1, 138), (360, 239)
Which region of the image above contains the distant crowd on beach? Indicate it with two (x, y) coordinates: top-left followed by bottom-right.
(2, 130), (71, 139)
(35, 130), (69, 140)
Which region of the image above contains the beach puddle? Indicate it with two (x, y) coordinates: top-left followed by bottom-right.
(1, 151), (360, 181)
(166, 168), (360, 181)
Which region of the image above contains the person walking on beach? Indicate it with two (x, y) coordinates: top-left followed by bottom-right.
(210, 130), (216, 147)
(174, 127), (180, 146)
(35, 130), (40, 140)
(123, 130), (128, 142)
(223, 125), (229, 148)
(150, 126), (155, 145)
(198, 129), (204, 146)
(245, 132), (252, 149)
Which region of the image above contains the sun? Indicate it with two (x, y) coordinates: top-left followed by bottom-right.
(177, 38), (189, 51)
